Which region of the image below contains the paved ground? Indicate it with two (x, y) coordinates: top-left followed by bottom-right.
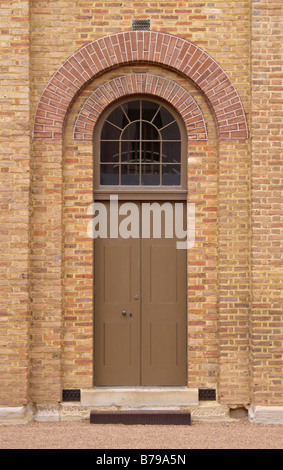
(0, 417), (282, 449)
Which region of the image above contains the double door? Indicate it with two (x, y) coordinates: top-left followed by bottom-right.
(94, 200), (187, 386)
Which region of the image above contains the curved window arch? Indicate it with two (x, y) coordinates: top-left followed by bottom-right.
(94, 97), (187, 194)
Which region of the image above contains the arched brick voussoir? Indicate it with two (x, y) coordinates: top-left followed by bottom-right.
(73, 74), (208, 141)
(33, 31), (249, 141)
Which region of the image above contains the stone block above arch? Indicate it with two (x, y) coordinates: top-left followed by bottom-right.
(73, 74), (208, 141)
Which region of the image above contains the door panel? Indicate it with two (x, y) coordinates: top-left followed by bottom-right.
(103, 322), (132, 367)
(150, 321), (179, 367)
(150, 245), (177, 303)
(104, 245), (132, 302)
(141, 239), (187, 385)
(141, 202), (187, 385)
(94, 201), (141, 385)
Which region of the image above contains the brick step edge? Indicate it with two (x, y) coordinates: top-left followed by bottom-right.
(90, 410), (191, 425)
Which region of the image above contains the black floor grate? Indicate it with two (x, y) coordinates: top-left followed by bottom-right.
(62, 389), (81, 402)
(90, 410), (191, 425)
(198, 389), (216, 401)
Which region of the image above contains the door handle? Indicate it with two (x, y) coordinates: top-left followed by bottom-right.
(122, 310), (126, 316)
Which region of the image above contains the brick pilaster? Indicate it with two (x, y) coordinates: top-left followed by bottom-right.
(0, 0), (30, 406)
(251, 0), (283, 406)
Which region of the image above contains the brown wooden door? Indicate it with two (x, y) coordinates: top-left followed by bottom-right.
(94, 201), (141, 386)
(94, 201), (187, 386)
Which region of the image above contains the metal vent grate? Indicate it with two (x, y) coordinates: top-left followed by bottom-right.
(199, 389), (216, 401)
(132, 19), (151, 31)
(62, 389), (81, 402)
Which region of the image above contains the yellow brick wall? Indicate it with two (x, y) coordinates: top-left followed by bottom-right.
(0, 0), (30, 406)
(250, 0), (283, 406)
(2, 1), (282, 408)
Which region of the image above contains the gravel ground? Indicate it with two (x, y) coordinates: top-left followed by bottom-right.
(0, 417), (282, 449)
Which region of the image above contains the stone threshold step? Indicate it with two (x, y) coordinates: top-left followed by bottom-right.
(81, 387), (198, 408)
(90, 410), (191, 425)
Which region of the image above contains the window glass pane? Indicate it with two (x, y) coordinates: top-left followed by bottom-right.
(162, 142), (181, 163)
(141, 164), (160, 186)
(142, 141), (160, 163)
(142, 100), (159, 122)
(107, 106), (127, 129)
(162, 164), (181, 186)
(160, 121), (180, 140)
(122, 100), (140, 122)
(153, 106), (175, 129)
(122, 121), (140, 140)
(98, 100), (183, 189)
(121, 141), (140, 163)
(141, 122), (160, 140)
(101, 121), (121, 140)
(100, 141), (119, 162)
(121, 164), (140, 185)
(100, 164), (119, 185)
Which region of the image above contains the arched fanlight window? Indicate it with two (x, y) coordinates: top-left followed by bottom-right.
(94, 98), (187, 192)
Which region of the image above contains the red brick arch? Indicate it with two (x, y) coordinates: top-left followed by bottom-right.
(33, 31), (248, 141)
(74, 74), (207, 141)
